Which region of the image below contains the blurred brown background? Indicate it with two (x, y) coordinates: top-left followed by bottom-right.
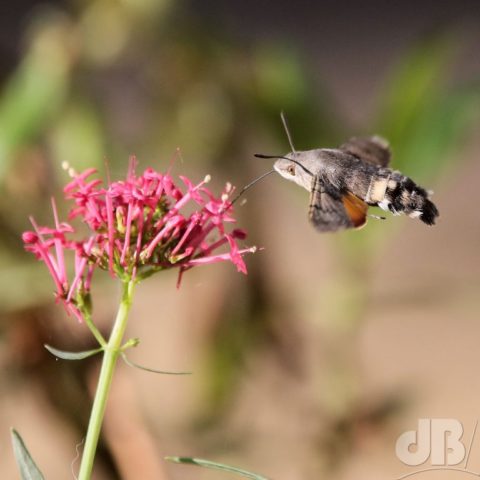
(0, 1), (479, 479)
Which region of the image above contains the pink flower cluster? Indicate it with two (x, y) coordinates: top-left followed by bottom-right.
(23, 158), (256, 321)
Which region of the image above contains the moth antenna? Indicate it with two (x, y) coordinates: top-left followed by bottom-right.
(229, 169), (276, 206)
(281, 111), (296, 153)
(254, 153), (315, 177)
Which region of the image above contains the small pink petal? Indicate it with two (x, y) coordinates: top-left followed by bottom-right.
(22, 231), (38, 243)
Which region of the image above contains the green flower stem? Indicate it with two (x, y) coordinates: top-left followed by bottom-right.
(78, 279), (135, 480)
(84, 312), (107, 348)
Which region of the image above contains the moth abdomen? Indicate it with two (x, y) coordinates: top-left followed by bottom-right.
(366, 170), (439, 225)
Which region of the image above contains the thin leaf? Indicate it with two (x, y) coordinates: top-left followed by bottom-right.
(376, 33), (455, 150)
(0, 16), (70, 180)
(121, 353), (191, 375)
(165, 456), (271, 480)
(44, 344), (103, 360)
(11, 429), (45, 480)
(387, 83), (480, 181)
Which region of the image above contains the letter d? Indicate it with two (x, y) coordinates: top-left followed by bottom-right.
(396, 419), (431, 466)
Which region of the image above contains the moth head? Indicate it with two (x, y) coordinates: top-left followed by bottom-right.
(273, 153), (313, 191)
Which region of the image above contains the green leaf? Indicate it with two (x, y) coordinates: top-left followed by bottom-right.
(376, 33), (455, 149)
(121, 353), (191, 375)
(165, 456), (271, 480)
(374, 33), (480, 183)
(0, 15), (71, 181)
(11, 429), (45, 480)
(44, 344), (103, 360)
(386, 83), (480, 182)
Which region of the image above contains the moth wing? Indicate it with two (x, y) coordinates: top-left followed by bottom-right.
(339, 136), (391, 167)
(341, 192), (368, 228)
(308, 176), (368, 232)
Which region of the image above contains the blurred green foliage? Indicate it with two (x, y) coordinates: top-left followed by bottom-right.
(376, 33), (479, 180)
(0, 13), (71, 179)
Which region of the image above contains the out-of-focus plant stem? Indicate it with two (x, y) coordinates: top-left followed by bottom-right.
(78, 279), (135, 480)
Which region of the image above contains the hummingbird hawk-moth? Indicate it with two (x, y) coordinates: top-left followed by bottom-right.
(253, 114), (439, 233)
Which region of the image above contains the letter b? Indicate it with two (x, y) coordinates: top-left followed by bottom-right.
(431, 419), (465, 465)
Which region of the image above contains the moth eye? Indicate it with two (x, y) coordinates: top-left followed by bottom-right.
(287, 165), (296, 176)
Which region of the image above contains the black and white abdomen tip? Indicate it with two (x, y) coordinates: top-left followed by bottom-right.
(365, 171), (439, 225)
